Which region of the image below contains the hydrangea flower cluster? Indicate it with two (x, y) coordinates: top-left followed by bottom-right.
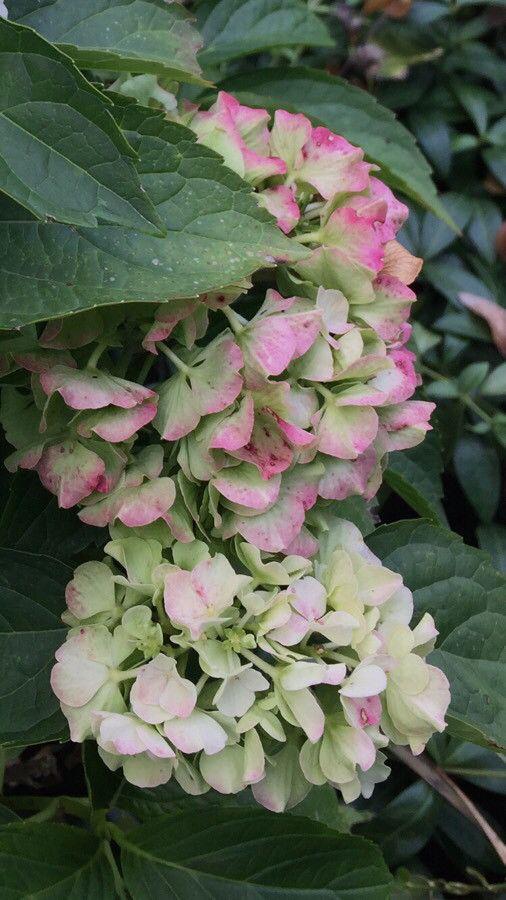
(1, 91), (449, 808)
(51, 520), (450, 807)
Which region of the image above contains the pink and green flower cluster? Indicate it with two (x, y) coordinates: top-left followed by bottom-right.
(1, 91), (448, 810)
(51, 520), (450, 807)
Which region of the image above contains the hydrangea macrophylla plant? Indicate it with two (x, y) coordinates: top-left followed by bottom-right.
(51, 521), (450, 806)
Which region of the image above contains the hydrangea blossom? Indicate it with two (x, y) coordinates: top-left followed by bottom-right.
(51, 520), (450, 808)
(4, 90), (447, 813)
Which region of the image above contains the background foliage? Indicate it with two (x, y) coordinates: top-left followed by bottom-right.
(0, 0), (504, 897)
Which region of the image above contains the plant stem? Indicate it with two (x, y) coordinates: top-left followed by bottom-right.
(137, 354), (154, 385)
(195, 674), (209, 695)
(240, 648), (277, 677)
(419, 364), (493, 425)
(294, 230), (322, 245)
(86, 342), (107, 369)
(157, 342), (191, 376)
(103, 840), (128, 900)
(221, 305), (246, 334)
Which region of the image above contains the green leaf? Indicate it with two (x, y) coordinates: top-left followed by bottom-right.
(0, 105), (307, 328)
(477, 524), (506, 574)
(199, 0), (333, 66)
(0, 19), (163, 233)
(10, 0), (204, 85)
(83, 741), (123, 813)
(367, 519), (506, 751)
(0, 472), (102, 562)
(458, 361), (489, 393)
(436, 738), (506, 795)
(385, 432), (446, 525)
(0, 805), (21, 825)
(289, 784), (371, 834)
(119, 808), (392, 899)
(484, 146), (506, 188)
(0, 823), (117, 898)
(0, 548), (70, 746)
(482, 362), (506, 396)
(358, 782), (441, 867)
(453, 435), (500, 523)
(217, 67), (455, 225)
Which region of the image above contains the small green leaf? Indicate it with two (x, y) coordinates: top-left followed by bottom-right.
(216, 67), (456, 226)
(0, 823), (117, 897)
(492, 413), (506, 447)
(482, 362), (506, 397)
(289, 784), (371, 833)
(83, 741), (123, 813)
(385, 433), (446, 525)
(199, 0), (333, 66)
(454, 435), (500, 523)
(0, 19), (163, 233)
(0, 548), (70, 746)
(367, 519), (506, 751)
(358, 782), (441, 867)
(458, 361), (489, 393)
(10, 0), (204, 85)
(119, 808), (393, 899)
(477, 524), (506, 574)
(436, 738), (506, 795)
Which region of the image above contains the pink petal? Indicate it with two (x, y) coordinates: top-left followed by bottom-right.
(297, 127), (371, 199)
(213, 464), (281, 511)
(231, 415), (294, 479)
(291, 576), (327, 621)
(269, 612), (310, 646)
(38, 441), (105, 508)
(258, 185), (300, 234)
(318, 450), (377, 500)
(191, 337), (244, 414)
(40, 366), (154, 410)
(77, 401), (157, 443)
(357, 275), (416, 343)
(116, 478), (176, 527)
(164, 709), (227, 755)
(14, 349), (76, 373)
(459, 292), (506, 356)
(209, 395), (254, 451)
(142, 299), (199, 354)
(342, 695), (383, 729)
(315, 404), (379, 460)
(270, 109), (312, 170)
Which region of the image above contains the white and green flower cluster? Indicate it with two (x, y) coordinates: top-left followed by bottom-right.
(51, 519), (449, 810)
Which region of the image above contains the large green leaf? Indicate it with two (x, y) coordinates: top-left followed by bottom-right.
(385, 432), (446, 525)
(217, 67), (455, 225)
(0, 105), (307, 328)
(10, 0), (204, 85)
(0, 19), (163, 233)
(0, 471), (102, 561)
(0, 548), (70, 745)
(199, 0), (332, 67)
(367, 520), (506, 751)
(453, 435), (501, 524)
(119, 808), (392, 898)
(0, 823), (116, 898)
